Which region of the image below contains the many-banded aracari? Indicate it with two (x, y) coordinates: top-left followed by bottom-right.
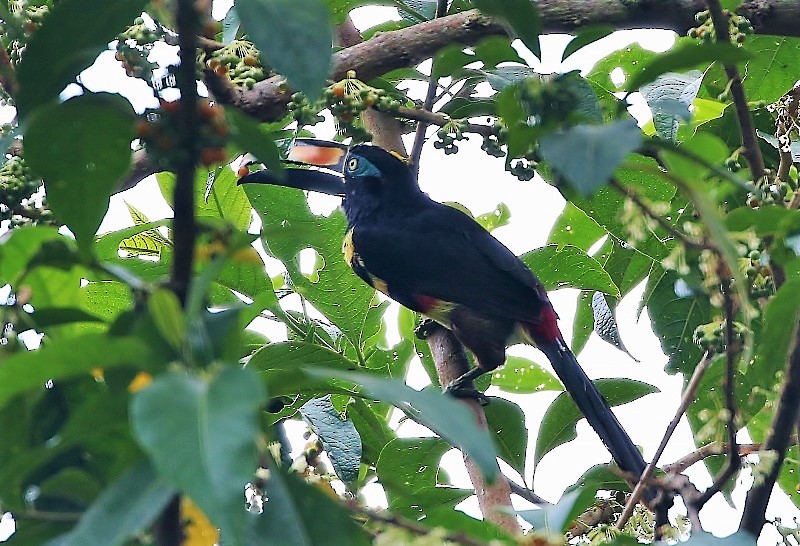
(240, 139), (648, 481)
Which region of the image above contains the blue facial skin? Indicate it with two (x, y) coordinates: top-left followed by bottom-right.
(345, 155), (382, 179)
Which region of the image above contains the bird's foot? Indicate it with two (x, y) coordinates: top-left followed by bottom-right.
(415, 318), (441, 340)
(443, 381), (490, 406)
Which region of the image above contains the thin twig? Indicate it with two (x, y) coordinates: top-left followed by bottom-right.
(617, 351), (714, 529)
(353, 505), (494, 546)
(692, 274), (741, 508)
(509, 481), (549, 506)
(610, 177), (708, 251)
(409, 0), (448, 177)
(704, 0), (766, 181)
(665, 442), (768, 474)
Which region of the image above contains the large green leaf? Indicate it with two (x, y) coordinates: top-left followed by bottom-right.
(0, 226), (66, 284)
(490, 355), (562, 395)
(55, 461), (176, 546)
(472, 0), (541, 58)
(225, 107), (285, 176)
(308, 369), (500, 481)
(643, 268), (711, 374)
(483, 397), (528, 476)
(236, 0), (332, 100)
(299, 396), (362, 485)
(130, 366), (265, 543)
(704, 36), (800, 103)
(244, 466), (371, 545)
(534, 379), (658, 467)
(25, 94), (134, 251)
(376, 437), (471, 518)
(15, 0), (147, 118)
(539, 119), (642, 196)
(0, 334), (151, 410)
(547, 202), (606, 252)
(626, 41), (752, 93)
(246, 185), (380, 350)
(521, 244), (619, 296)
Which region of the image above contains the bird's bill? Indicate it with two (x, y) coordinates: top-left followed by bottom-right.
(237, 138), (348, 196)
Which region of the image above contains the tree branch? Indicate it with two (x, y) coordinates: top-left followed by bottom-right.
(740, 321), (800, 534)
(704, 0), (766, 182)
(617, 351), (713, 530)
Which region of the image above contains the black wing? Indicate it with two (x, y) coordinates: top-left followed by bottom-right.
(352, 200), (550, 322)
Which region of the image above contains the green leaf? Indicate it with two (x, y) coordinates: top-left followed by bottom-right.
(131, 366), (265, 542)
(25, 94), (134, 251)
(490, 355), (562, 394)
(752, 278), (800, 387)
(704, 36), (800, 104)
(565, 463), (633, 497)
(547, 203), (606, 252)
(148, 288), (186, 350)
(480, 65), (538, 91)
(246, 185), (379, 350)
(56, 461), (175, 546)
(307, 369), (500, 481)
(225, 107), (285, 177)
(299, 396), (362, 485)
(376, 437), (471, 518)
(236, 0), (332, 100)
(0, 226), (66, 284)
(643, 268), (711, 374)
(472, 0), (541, 58)
(641, 71), (702, 141)
(539, 119), (642, 196)
(483, 397), (528, 475)
(534, 379), (658, 466)
(15, 0), (147, 118)
(521, 244), (619, 296)
(627, 41), (753, 93)
(0, 334), (151, 411)
(517, 489), (596, 535)
(245, 465), (371, 545)
(562, 25), (615, 62)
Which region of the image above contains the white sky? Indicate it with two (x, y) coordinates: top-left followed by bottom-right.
(3, 3), (796, 543)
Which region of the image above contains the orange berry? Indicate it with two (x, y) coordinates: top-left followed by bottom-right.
(331, 83), (345, 97)
(237, 165), (250, 178)
(207, 58), (219, 69)
(198, 101), (216, 119)
(214, 64), (228, 76)
(243, 55), (258, 66)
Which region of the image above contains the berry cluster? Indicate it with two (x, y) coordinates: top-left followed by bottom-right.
(115, 17), (161, 80)
(741, 249), (775, 299)
(480, 122), (508, 158)
(206, 40), (268, 89)
(288, 71), (403, 142)
(520, 75), (583, 130)
(0, 156), (53, 228)
(136, 99), (229, 169)
(433, 119), (468, 155)
(508, 158), (536, 181)
(746, 180), (791, 208)
(693, 319), (748, 352)
(688, 10), (753, 44)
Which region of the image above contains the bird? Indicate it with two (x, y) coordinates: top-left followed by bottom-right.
(239, 139), (648, 481)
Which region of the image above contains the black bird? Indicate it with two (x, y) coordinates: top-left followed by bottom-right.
(240, 140), (648, 480)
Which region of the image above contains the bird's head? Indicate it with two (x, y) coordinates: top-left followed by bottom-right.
(238, 140), (421, 219)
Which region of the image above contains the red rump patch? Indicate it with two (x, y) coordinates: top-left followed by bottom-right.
(525, 305), (562, 343)
(413, 294), (440, 312)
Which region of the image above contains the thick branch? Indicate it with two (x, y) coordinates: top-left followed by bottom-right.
(425, 325), (521, 535)
(740, 322), (800, 534)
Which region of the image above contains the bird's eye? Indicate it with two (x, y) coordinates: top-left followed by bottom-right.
(347, 157), (359, 172)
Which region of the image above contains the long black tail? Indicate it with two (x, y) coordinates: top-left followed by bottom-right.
(538, 338), (648, 482)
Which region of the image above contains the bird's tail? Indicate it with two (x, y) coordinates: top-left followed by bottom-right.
(537, 337), (648, 481)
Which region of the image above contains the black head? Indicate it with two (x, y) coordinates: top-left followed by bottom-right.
(238, 140), (424, 222)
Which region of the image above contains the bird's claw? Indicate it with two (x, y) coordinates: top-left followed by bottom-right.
(443, 382), (490, 406)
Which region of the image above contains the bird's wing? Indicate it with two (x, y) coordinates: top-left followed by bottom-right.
(352, 202), (549, 323)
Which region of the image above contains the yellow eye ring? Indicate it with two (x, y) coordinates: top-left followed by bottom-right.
(347, 157), (359, 171)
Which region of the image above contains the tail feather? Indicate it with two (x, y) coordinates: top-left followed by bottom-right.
(538, 338), (648, 480)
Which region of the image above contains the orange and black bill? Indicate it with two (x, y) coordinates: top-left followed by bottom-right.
(238, 138), (348, 196)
